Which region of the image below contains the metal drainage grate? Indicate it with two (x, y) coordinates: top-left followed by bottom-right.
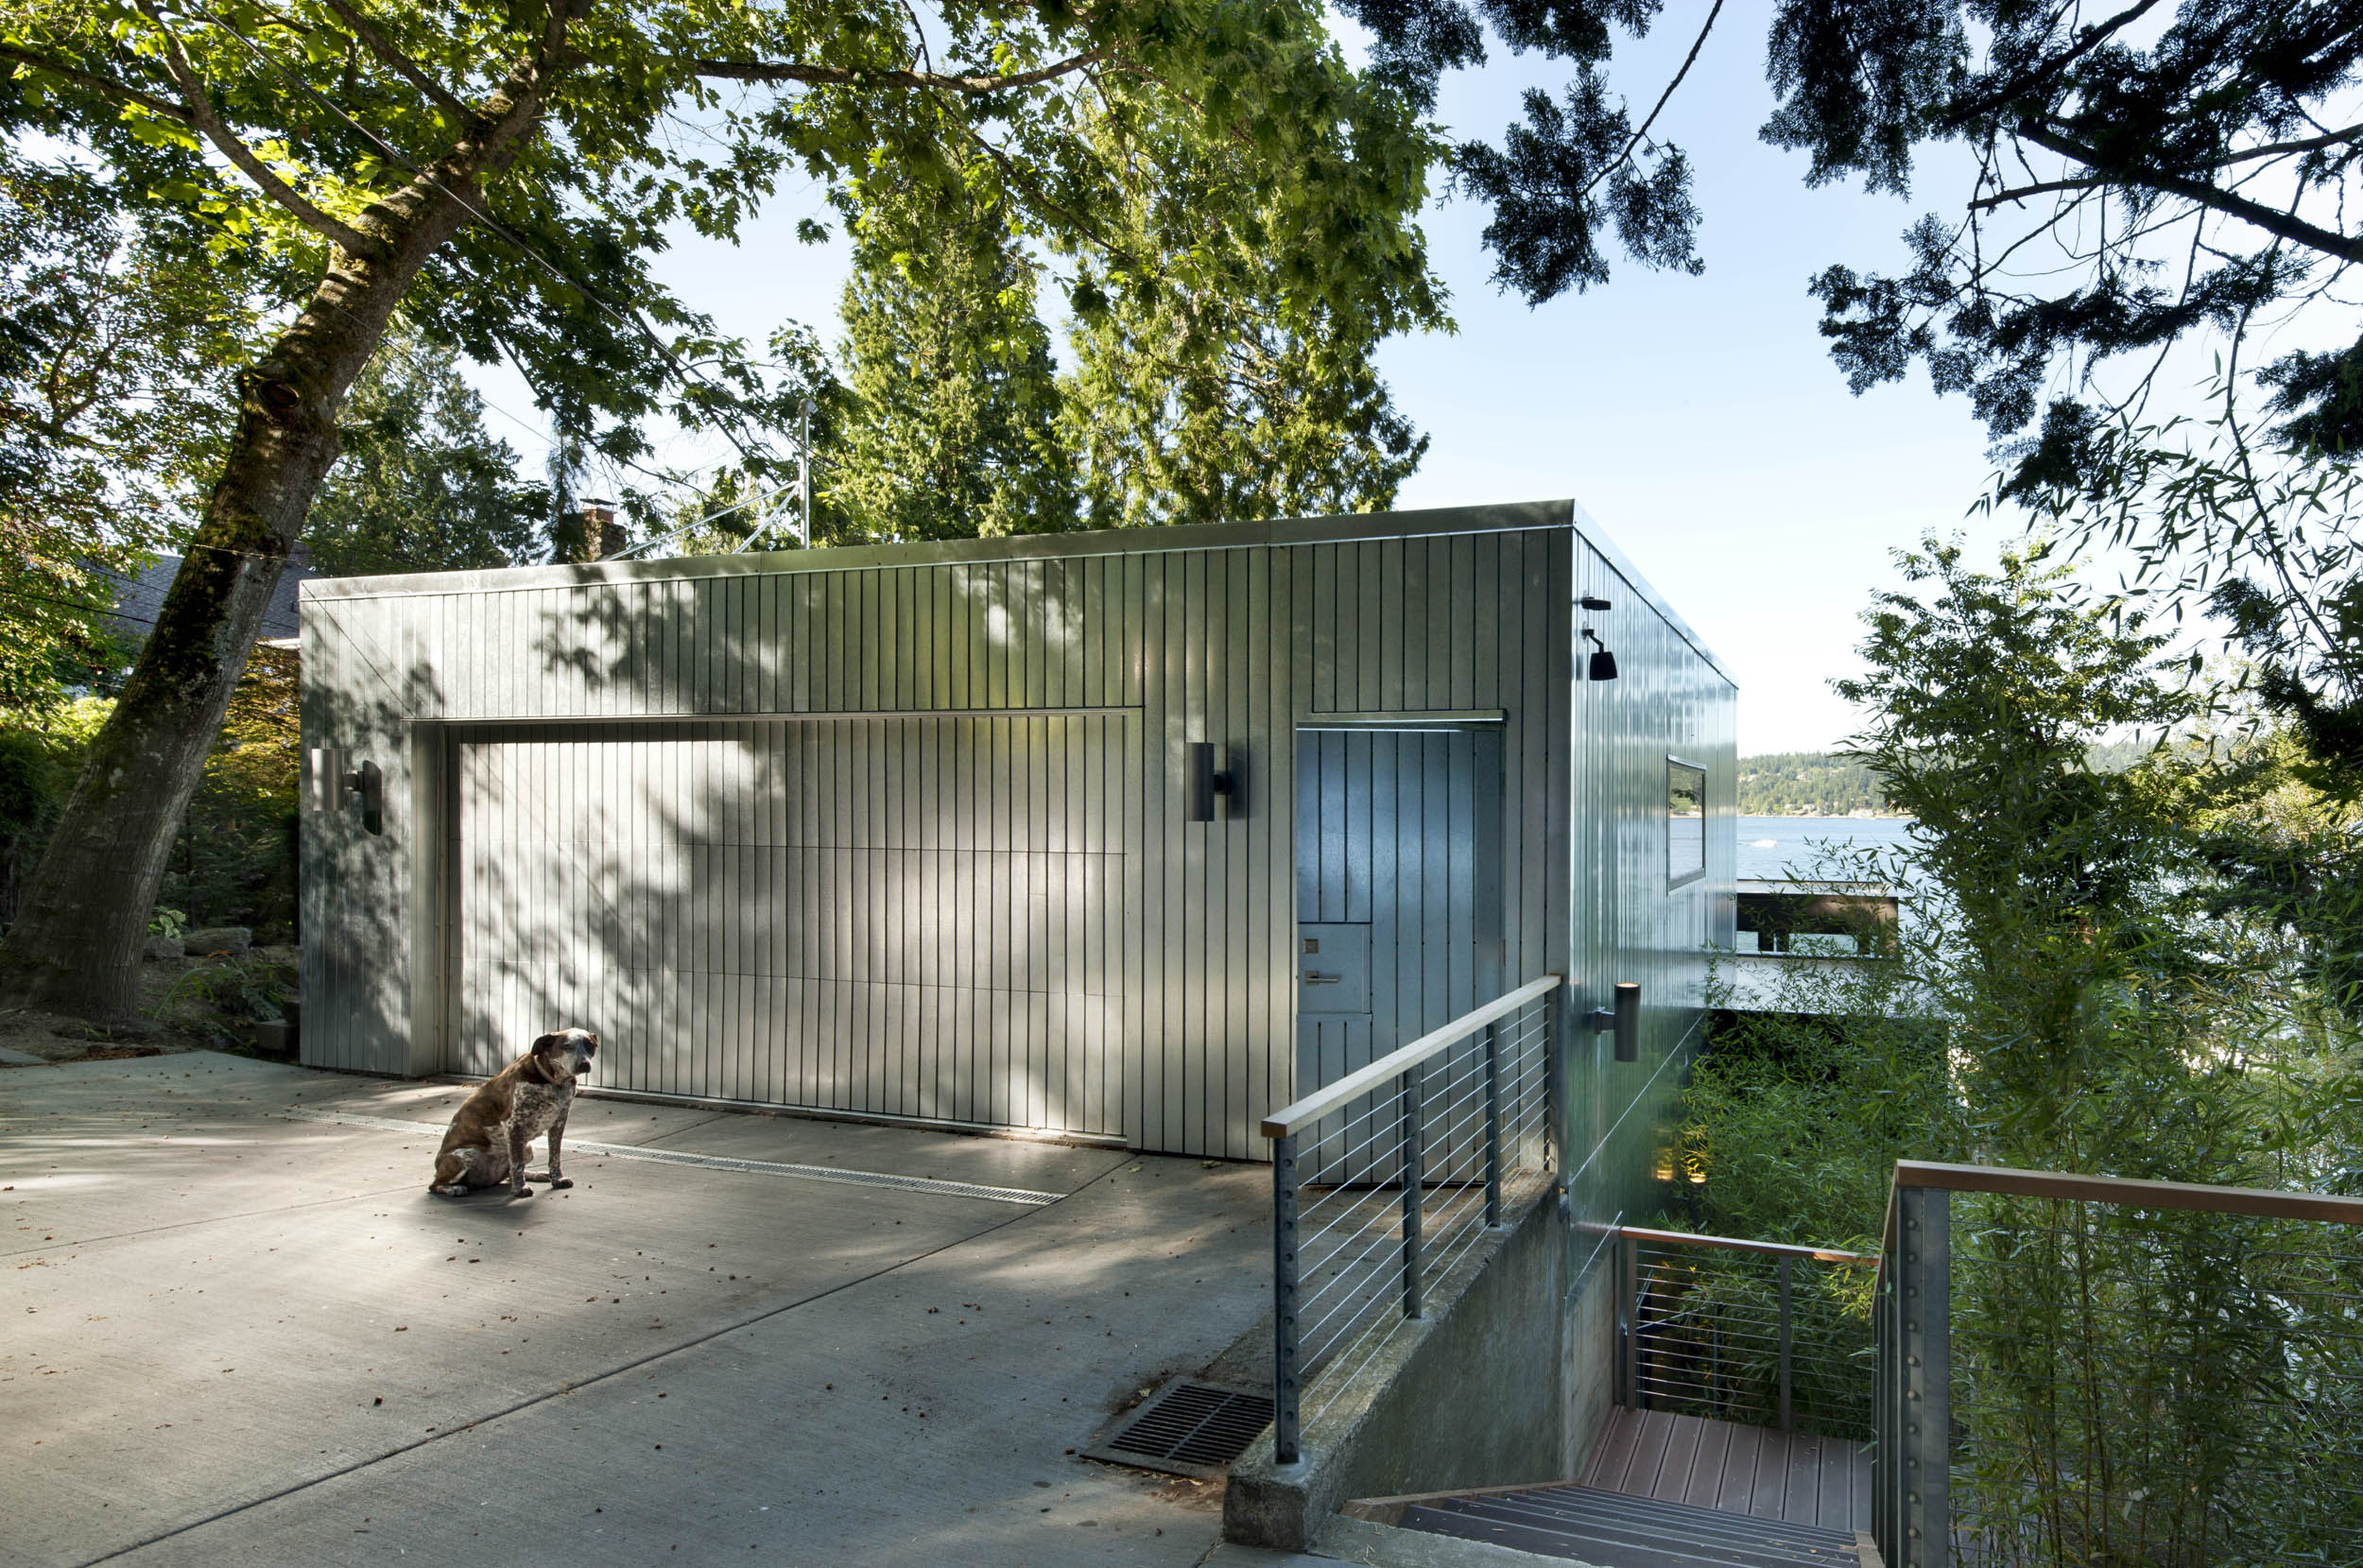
(1081, 1379), (1275, 1479)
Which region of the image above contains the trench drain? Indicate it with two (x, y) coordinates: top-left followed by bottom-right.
(1080, 1379), (1274, 1480)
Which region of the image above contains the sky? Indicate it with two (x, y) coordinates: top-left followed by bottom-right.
(464, 10), (2238, 755)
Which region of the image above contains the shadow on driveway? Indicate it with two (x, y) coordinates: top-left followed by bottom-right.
(2, 1053), (1273, 1566)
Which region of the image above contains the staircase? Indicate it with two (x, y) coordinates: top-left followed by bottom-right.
(1390, 1483), (1869, 1567)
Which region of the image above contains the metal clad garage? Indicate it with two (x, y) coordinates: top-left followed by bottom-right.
(302, 502), (1738, 1162)
(452, 715), (1129, 1136)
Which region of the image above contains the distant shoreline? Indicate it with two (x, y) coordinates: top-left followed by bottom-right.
(1740, 812), (1910, 821)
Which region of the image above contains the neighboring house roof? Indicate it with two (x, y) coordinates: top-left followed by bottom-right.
(101, 544), (319, 647)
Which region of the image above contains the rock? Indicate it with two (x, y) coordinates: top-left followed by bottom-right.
(143, 936), (185, 961)
(182, 926), (251, 956)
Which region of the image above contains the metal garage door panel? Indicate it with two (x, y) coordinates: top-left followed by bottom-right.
(453, 716), (1128, 1135)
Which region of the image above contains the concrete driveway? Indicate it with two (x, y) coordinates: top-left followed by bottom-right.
(2, 1053), (1277, 1567)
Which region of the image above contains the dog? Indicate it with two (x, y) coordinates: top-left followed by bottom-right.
(428, 1029), (598, 1198)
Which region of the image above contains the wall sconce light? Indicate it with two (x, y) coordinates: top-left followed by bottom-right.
(1186, 742), (1243, 822)
(306, 748), (384, 836)
(1584, 981), (1640, 1061)
(1579, 595), (1618, 681)
(1582, 630), (1618, 681)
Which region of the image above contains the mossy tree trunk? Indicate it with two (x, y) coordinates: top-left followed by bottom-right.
(0, 43), (558, 1020)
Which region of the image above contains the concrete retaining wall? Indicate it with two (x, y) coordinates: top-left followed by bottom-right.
(1226, 1185), (1610, 1551)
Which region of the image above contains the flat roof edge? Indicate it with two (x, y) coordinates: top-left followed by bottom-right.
(302, 501), (1574, 599)
(302, 494), (1733, 685)
(1562, 496), (1733, 688)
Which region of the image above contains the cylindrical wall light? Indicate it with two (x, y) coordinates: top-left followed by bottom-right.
(306, 749), (384, 836)
(1185, 742), (1243, 821)
(1584, 981), (1642, 1061)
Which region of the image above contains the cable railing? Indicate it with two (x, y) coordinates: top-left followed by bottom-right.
(1615, 1227), (1879, 1441)
(1263, 974), (1563, 1465)
(1873, 1161), (2363, 1568)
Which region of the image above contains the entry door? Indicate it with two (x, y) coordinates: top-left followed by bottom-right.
(1294, 728), (1504, 1169)
(447, 716), (1127, 1136)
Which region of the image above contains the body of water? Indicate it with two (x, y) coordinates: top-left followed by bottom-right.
(1737, 815), (1916, 882)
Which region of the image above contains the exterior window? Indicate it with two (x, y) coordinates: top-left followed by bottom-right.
(1667, 758), (1706, 887)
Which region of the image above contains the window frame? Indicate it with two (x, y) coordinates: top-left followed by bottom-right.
(1666, 755), (1708, 889)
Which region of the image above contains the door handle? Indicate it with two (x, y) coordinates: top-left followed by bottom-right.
(1302, 972), (1342, 985)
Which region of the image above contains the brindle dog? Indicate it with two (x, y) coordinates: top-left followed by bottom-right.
(428, 1029), (598, 1198)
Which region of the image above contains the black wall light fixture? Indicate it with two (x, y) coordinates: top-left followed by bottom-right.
(1186, 742), (1243, 822)
(306, 748), (384, 836)
(1584, 981), (1641, 1061)
(1579, 594), (1619, 681)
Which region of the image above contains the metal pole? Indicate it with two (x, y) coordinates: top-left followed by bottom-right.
(1483, 1021), (1503, 1229)
(798, 396), (814, 547)
(1623, 1232), (1642, 1410)
(1874, 1265), (1892, 1560)
(1272, 1132), (1302, 1465)
(1899, 1184), (1951, 1567)
(1401, 1072), (1425, 1320)
(1541, 982), (1560, 1176)
(1778, 1253), (1794, 1434)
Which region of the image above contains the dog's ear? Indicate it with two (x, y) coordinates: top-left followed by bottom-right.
(585, 1032), (599, 1051)
(530, 1032), (561, 1057)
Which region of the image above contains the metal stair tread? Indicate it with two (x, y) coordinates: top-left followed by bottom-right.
(1393, 1485), (1860, 1568)
(1395, 1505), (1854, 1568)
(1441, 1486), (1856, 1551)
(1448, 1500), (1853, 1563)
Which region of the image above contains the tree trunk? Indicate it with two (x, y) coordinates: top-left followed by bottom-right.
(0, 17), (566, 1021)
(0, 212), (473, 1019)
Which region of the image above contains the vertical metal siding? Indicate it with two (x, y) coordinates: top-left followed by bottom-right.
(447, 715), (1129, 1134)
(302, 508), (1733, 1163)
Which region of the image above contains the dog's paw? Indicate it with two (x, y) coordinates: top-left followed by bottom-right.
(508, 1186), (534, 1200)
(428, 1183), (466, 1198)
(546, 1177), (573, 1190)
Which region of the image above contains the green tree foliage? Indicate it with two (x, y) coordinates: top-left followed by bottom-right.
(1770, 1), (2363, 492)
(821, 110), (1440, 536)
(1680, 543), (2363, 1559)
(2007, 390), (2363, 793)
(303, 328), (544, 577)
(0, 146), (255, 709)
(0, 709), (98, 922)
(0, 0), (1446, 1017)
(1054, 101), (1437, 525)
(829, 178), (1076, 542)
(1834, 540), (2201, 1038)
(158, 643), (298, 941)
(2174, 726), (2363, 1036)
(1760, 2), (2363, 802)
(1321, 0), (1716, 302)
(1734, 751), (1890, 816)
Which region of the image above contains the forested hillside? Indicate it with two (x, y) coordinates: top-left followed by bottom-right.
(1738, 743), (2152, 816)
(1736, 753), (1889, 816)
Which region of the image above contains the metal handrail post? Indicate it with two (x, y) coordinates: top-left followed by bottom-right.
(1483, 1020), (1503, 1228)
(1623, 1231), (1642, 1410)
(1545, 984), (1563, 1176)
(1778, 1252), (1794, 1434)
(1898, 1183), (1950, 1567)
(1402, 1070), (1426, 1319)
(1873, 1265), (1893, 1560)
(1272, 1131), (1302, 1465)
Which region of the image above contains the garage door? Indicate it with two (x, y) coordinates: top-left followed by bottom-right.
(449, 715), (1130, 1137)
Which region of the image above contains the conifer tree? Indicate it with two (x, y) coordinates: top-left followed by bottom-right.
(828, 179), (1077, 542)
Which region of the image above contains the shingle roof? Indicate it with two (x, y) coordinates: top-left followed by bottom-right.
(99, 545), (317, 646)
